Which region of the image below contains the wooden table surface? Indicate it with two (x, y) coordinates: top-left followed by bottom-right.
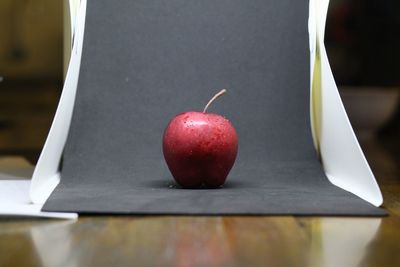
(0, 140), (399, 267)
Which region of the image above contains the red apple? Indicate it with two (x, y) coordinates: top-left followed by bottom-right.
(163, 89), (238, 188)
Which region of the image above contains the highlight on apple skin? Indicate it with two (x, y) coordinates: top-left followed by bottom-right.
(162, 89), (238, 188)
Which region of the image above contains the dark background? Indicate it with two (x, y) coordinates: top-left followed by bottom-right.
(0, 0), (399, 165)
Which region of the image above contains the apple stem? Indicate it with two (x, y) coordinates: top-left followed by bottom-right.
(203, 89), (227, 113)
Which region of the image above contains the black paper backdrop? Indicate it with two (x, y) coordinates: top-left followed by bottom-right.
(43, 0), (384, 215)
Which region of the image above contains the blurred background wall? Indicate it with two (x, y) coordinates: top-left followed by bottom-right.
(326, 0), (400, 166)
(0, 0), (399, 164)
(0, 0), (63, 162)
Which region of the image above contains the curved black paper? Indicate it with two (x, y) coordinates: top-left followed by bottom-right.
(43, 0), (384, 215)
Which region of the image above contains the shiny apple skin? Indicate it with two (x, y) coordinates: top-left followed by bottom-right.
(163, 111), (238, 188)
